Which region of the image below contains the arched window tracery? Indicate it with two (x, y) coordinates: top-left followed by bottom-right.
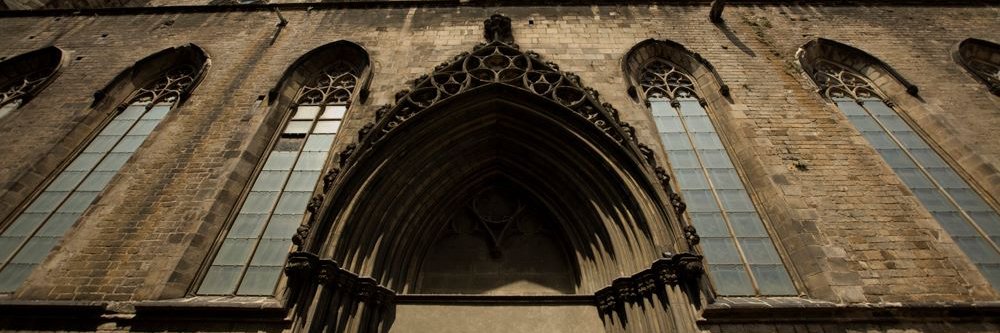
(0, 47), (64, 119)
(809, 57), (1000, 292)
(956, 38), (1000, 96)
(637, 57), (795, 296)
(0, 63), (201, 293)
(197, 51), (367, 296)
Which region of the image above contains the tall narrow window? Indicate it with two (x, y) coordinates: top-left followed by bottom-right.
(812, 60), (1000, 291)
(198, 62), (360, 296)
(956, 38), (1000, 96)
(0, 47), (64, 119)
(641, 60), (795, 296)
(0, 65), (196, 292)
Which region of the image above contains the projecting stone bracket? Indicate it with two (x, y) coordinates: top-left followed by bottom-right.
(594, 252), (704, 314)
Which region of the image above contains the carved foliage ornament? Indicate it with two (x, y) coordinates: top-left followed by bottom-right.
(0, 69), (53, 108)
(810, 60), (883, 101)
(131, 65), (197, 105)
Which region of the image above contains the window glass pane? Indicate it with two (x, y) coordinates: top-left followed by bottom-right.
(718, 190), (755, 212)
(701, 238), (742, 264)
(876, 115), (910, 132)
(846, 115), (880, 132)
(683, 116), (714, 132)
(947, 188), (991, 211)
(263, 152), (298, 171)
(95, 152), (132, 171)
(708, 168), (744, 190)
(895, 168), (934, 189)
(683, 189), (719, 213)
(863, 132), (898, 149)
(250, 239), (292, 266)
(708, 264), (754, 296)
(661, 133), (691, 151)
(25, 192), (68, 213)
(321, 105), (347, 119)
(212, 238), (255, 266)
(35, 213), (80, 237)
(118, 105), (146, 120)
(674, 168), (709, 190)
(294, 106), (321, 120)
(877, 149), (915, 169)
(59, 191), (98, 213)
(77, 171), (115, 192)
(0, 236), (25, 262)
(236, 266), (282, 296)
(284, 121), (312, 135)
(128, 119), (159, 136)
(264, 214), (303, 239)
(143, 105), (171, 120)
(198, 265), (242, 295)
(0, 263), (36, 293)
(980, 264), (1000, 291)
(251, 170), (289, 192)
(649, 100), (676, 117)
(751, 265), (796, 295)
(691, 132), (723, 149)
(294, 152), (327, 171)
(968, 211), (1000, 236)
(67, 153), (104, 171)
(102, 119), (136, 136)
(953, 237), (1000, 264)
(654, 117), (684, 133)
(239, 191), (279, 214)
(729, 212), (768, 237)
(912, 188), (955, 212)
(739, 238), (783, 264)
(84, 135), (118, 153)
(9, 237), (59, 264)
(303, 134), (335, 152)
(666, 150), (699, 169)
(909, 149), (947, 168)
(689, 212), (729, 237)
(313, 121), (342, 134)
(274, 137), (304, 151)
(227, 214), (268, 239)
(925, 167), (966, 189)
(285, 171), (321, 192)
(3, 214), (47, 236)
(893, 131), (929, 150)
(678, 99), (706, 116)
(863, 101), (896, 116)
(835, 101), (866, 116)
(274, 192), (311, 215)
(698, 149), (733, 169)
(48, 171), (87, 191)
(933, 211), (979, 237)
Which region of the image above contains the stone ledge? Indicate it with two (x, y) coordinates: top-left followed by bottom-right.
(702, 297), (1000, 324)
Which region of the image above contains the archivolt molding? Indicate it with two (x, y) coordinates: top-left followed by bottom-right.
(955, 38), (1000, 96)
(797, 38), (918, 100)
(0, 46), (67, 110)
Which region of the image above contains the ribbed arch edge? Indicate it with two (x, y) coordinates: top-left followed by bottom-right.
(797, 38), (918, 99)
(955, 38), (1000, 96)
(91, 43), (210, 111)
(622, 38), (730, 103)
(0, 46), (67, 109)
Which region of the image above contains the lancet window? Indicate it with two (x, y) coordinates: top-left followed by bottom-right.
(640, 59), (796, 296)
(197, 62), (359, 296)
(0, 47), (63, 119)
(956, 38), (1000, 96)
(0, 66), (196, 292)
(813, 60), (1000, 290)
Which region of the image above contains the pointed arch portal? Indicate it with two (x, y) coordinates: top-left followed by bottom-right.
(282, 16), (706, 333)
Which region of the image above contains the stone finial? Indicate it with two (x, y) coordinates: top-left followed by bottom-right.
(484, 14), (513, 43)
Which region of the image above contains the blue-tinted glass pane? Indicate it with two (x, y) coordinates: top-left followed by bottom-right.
(239, 192), (279, 214)
(729, 212), (768, 237)
(59, 191), (98, 213)
(84, 135), (118, 153)
(250, 239), (292, 266)
(227, 214), (268, 239)
(236, 266), (282, 296)
(285, 171), (320, 192)
(263, 152), (298, 171)
(77, 171), (115, 192)
(979, 264), (1000, 292)
(863, 101), (896, 116)
(683, 189), (719, 213)
(66, 153), (103, 171)
(0, 263), (36, 293)
(877, 149), (915, 169)
(95, 152), (132, 171)
(912, 188), (955, 212)
(213, 238), (254, 266)
(313, 121), (342, 134)
(846, 115), (880, 132)
(303, 134), (335, 152)
(894, 131), (930, 150)
(909, 149), (947, 168)
(198, 265), (242, 295)
(35, 213), (80, 237)
(718, 190), (755, 212)
(251, 170), (289, 192)
(751, 265), (796, 295)
(649, 100), (676, 116)
(294, 152), (327, 171)
(684, 116), (714, 132)
(0, 236), (25, 263)
(932, 212), (979, 237)
(666, 150), (699, 169)
(689, 212), (729, 237)
(699, 149), (733, 169)
(2, 214), (46, 237)
(968, 211), (1000, 236)
(948, 188), (991, 211)
(835, 101), (866, 116)
(111, 136), (144, 153)
(701, 237), (742, 264)
(708, 168), (744, 190)
(875, 114), (909, 132)
(678, 100), (706, 116)
(692, 133), (723, 149)
(143, 105), (171, 120)
(102, 119), (136, 136)
(128, 120), (159, 136)
(675, 168), (709, 190)
(708, 264), (754, 296)
(263, 214), (303, 239)
(118, 105), (145, 120)
(25, 192), (68, 213)
(896, 168), (934, 189)
(953, 237), (1000, 264)
(654, 117), (684, 133)
(274, 192), (311, 215)
(48, 171), (87, 191)
(925, 167), (966, 189)
(9, 237), (59, 264)
(661, 133), (691, 151)
(739, 238), (783, 264)
(863, 132), (897, 149)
